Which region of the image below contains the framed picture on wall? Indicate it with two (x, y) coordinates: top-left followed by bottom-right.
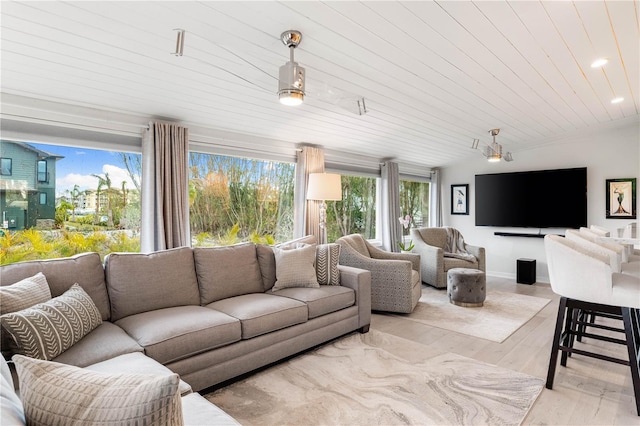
(451, 184), (469, 215)
(606, 178), (636, 219)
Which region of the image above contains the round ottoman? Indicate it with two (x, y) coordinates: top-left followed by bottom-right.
(447, 268), (486, 307)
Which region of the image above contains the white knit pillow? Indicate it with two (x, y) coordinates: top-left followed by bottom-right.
(272, 244), (319, 291)
(0, 272), (51, 315)
(13, 355), (183, 426)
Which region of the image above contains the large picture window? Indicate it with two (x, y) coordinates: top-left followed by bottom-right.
(1, 141), (141, 265)
(189, 152), (295, 246)
(400, 179), (430, 228)
(325, 175), (377, 242)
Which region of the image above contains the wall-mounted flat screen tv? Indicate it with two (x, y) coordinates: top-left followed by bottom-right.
(475, 167), (587, 229)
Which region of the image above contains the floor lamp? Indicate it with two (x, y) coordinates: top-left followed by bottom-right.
(306, 173), (342, 244)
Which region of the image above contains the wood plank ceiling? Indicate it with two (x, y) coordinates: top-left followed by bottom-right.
(1, 1), (638, 167)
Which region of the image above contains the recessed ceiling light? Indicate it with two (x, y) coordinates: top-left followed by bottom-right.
(591, 58), (609, 68)
(611, 97), (624, 104)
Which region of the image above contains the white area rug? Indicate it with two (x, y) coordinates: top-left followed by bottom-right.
(205, 330), (544, 425)
(399, 287), (551, 343)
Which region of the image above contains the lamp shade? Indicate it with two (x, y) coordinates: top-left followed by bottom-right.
(306, 173), (342, 201)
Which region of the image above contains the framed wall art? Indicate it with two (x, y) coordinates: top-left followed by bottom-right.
(606, 178), (636, 219)
(451, 184), (469, 215)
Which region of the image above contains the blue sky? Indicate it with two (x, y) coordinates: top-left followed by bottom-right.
(29, 143), (139, 197)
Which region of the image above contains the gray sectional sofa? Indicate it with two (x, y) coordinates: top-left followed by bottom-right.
(0, 236), (372, 424)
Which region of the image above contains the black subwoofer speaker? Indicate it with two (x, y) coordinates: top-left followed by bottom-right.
(517, 258), (536, 284)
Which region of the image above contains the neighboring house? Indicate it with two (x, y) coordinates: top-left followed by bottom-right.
(0, 141), (63, 230)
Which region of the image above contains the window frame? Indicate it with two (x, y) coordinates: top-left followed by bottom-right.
(0, 158), (12, 176)
(39, 192), (47, 205)
(37, 159), (47, 183)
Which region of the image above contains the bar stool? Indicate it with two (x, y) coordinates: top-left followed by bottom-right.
(544, 235), (640, 415)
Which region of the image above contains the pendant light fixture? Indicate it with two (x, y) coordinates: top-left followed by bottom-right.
(278, 30), (305, 106)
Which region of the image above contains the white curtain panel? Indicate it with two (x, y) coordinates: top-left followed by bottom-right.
(141, 121), (190, 252)
(293, 147), (325, 241)
(381, 161), (401, 252)
(430, 168), (442, 227)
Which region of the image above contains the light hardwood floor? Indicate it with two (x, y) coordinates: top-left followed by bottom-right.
(371, 277), (639, 425)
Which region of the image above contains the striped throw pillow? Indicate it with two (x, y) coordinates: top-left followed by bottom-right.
(316, 244), (341, 285)
(1, 284), (102, 360)
(13, 355), (183, 426)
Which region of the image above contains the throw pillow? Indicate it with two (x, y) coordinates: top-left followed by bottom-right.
(0, 272), (52, 315)
(272, 244), (319, 291)
(316, 243), (341, 285)
(1, 284), (102, 360)
(13, 355), (183, 426)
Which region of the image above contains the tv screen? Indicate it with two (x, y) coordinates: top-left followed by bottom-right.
(475, 167), (587, 229)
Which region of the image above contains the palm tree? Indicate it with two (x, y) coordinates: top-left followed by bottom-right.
(92, 173), (113, 227)
(67, 185), (83, 222)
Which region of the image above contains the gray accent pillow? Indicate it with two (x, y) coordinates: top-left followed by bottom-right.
(272, 244), (319, 291)
(194, 243), (264, 304)
(13, 355), (183, 426)
(316, 243), (341, 285)
(1, 284), (102, 360)
(0, 272), (51, 315)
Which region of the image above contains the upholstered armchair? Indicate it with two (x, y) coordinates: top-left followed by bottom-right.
(335, 234), (421, 314)
(410, 227), (485, 289)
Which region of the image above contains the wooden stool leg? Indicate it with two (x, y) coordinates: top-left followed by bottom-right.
(547, 297), (568, 389)
(622, 307), (640, 416)
(561, 304), (575, 366)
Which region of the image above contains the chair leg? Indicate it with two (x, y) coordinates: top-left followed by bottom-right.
(621, 307), (640, 416)
(547, 296), (568, 389)
(561, 305), (575, 366)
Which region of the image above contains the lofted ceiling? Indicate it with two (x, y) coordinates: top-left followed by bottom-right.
(1, 1), (638, 168)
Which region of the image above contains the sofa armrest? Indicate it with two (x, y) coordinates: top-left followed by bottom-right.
(466, 245), (486, 271)
(411, 237), (443, 286)
(367, 244), (421, 272)
(338, 265), (371, 330)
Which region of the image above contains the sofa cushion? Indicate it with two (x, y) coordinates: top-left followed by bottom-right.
(0, 272), (51, 315)
(206, 293), (308, 339)
(13, 355), (183, 426)
(272, 286), (355, 319)
(194, 243), (264, 304)
(86, 352), (192, 397)
(105, 247), (201, 321)
(1, 284), (102, 360)
(0, 252), (111, 321)
(316, 243), (341, 285)
(115, 306), (241, 365)
(272, 244), (319, 291)
(52, 321), (143, 367)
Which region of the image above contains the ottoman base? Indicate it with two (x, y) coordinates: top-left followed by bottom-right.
(451, 300), (483, 308)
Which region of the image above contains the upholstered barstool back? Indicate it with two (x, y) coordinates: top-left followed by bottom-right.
(544, 234), (640, 415)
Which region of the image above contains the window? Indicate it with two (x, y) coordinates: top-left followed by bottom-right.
(326, 175), (378, 242)
(0, 158), (12, 176)
(189, 152), (295, 246)
(37, 160), (47, 182)
(0, 141), (142, 265)
(399, 179), (430, 228)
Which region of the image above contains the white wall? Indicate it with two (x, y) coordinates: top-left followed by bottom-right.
(441, 118), (640, 283)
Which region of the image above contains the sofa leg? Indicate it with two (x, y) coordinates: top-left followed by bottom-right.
(359, 325), (370, 333)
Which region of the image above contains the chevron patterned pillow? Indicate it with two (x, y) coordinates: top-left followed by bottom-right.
(316, 243), (341, 285)
(1, 284), (102, 360)
(13, 355), (183, 426)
